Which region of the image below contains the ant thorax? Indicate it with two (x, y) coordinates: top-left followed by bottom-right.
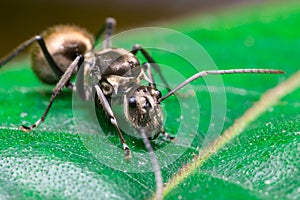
(77, 48), (143, 101)
(123, 86), (163, 138)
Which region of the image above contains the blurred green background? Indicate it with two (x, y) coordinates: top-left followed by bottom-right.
(0, 0), (267, 58)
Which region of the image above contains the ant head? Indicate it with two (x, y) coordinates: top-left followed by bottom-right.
(124, 86), (163, 137)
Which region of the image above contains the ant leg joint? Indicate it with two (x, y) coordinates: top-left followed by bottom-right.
(132, 44), (141, 51)
(106, 17), (116, 25)
(35, 35), (43, 41)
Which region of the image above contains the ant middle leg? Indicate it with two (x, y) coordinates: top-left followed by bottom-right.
(94, 84), (131, 159)
(131, 44), (171, 91)
(21, 55), (84, 131)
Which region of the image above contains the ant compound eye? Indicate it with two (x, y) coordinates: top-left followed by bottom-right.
(128, 97), (137, 108)
(151, 89), (162, 99)
(157, 90), (162, 98)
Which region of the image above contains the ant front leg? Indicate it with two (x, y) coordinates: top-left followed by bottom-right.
(21, 55), (84, 131)
(131, 44), (171, 91)
(94, 84), (131, 159)
(150, 128), (175, 141)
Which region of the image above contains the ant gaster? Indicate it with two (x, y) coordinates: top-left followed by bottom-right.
(0, 18), (284, 160)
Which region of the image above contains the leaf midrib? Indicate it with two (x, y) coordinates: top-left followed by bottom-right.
(161, 70), (300, 198)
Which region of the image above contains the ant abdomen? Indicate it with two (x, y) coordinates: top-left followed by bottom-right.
(31, 25), (94, 84)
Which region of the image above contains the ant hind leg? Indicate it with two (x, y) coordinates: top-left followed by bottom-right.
(0, 35), (63, 77)
(94, 17), (116, 49)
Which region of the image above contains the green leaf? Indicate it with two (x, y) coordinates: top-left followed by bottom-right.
(163, 70), (300, 200)
(0, 1), (299, 200)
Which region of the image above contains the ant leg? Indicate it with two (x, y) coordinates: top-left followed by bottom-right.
(160, 128), (175, 140)
(149, 128), (175, 141)
(141, 63), (155, 88)
(94, 84), (131, 159)
(0, 35), (63, 77)
(66, 81), (76, 91)
(21, 55), (84, 131)
(94, 17), (116, 48)
(131, 44), (171, 91)
(0, 37), (36, 67)
(149, 131), (160, 140)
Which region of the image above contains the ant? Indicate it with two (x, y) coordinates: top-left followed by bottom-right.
(0, 18), (284, 159)
(0, 17), (284, 200)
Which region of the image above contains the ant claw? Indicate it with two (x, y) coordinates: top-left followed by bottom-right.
(123, 144), (131, 160)
(20, 125), (32, 132)
(163, 132), (176, 141)
(168, 136), (176, 141)
(125, 153), (131, 160)
(20, 119), (41, 132)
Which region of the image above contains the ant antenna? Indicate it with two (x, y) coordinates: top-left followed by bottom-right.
(140, 129), (163, 200)
(140, 108), (163, 200)
(158, 68), (285, 102)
